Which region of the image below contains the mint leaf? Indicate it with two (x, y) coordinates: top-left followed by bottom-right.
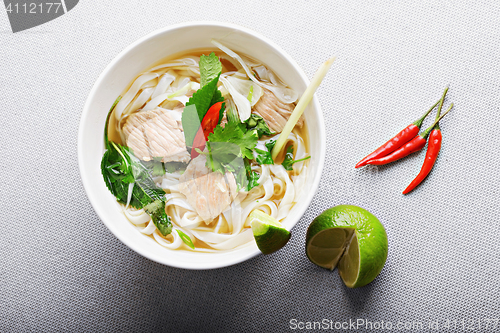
(182, 53), (225, 149)
(281, 145), (311, 171)
(181, 104), (200, 149)
(200, 52), (222, 87)
(101, 141), (172, 235)
(177, 230), (195, 249)
(182, 75), (222, 148)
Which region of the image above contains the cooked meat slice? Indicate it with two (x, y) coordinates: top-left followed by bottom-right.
(252, 89), (303, 133)
(178, 155), (238, 222)
(123, 107), (190, 163)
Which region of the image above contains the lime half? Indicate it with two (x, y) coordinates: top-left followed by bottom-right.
(249, 210), (291, 254)
(306, 205), (388, 288)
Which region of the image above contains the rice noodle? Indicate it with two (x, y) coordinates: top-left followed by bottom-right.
(111, 48), (309, 253)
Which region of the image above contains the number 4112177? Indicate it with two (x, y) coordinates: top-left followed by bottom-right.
(6, 2), (62, 14)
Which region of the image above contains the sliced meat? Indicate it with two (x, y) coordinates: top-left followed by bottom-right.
(178, 155), (238, 222)
(123, 107), (190, 163)
(252, 89), (303, 133)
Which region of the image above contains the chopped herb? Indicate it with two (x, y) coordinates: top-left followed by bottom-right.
(281, 146), (311, 171)
(255, 148), (274, 165)
(244, 114), (274, 138)
(176, 230), (195, 249)
(245, 158), (260, 191)
(265, 140), (276, 152)
(207, 120), (258, 170)
(254, 139), (276, 165)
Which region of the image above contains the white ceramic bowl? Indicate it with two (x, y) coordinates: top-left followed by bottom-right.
(78, 22), (326, 269)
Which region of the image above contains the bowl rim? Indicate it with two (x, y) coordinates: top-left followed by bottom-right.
(78, 21), (326, 269)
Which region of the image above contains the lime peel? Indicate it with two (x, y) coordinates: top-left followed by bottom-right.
(306, 205), (388, 288)
(249, 210), (291, 255)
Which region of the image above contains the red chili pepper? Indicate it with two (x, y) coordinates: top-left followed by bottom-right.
(191, 102), (223, 159)
(402, 128), (442, 194)
(355, 100), (440, 168)
(402, 88), (448, 194)
(366, 103), (453, 166)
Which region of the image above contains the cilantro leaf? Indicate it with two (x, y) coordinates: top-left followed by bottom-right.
(203, 120), (259, 192)
(254, 139), (276, 165)
(255, 148), (274, 165)
(208, 121), (258, 162)
(200, 52), (222, 87)
(245, 159), (260, 191)
(244, 114), (274, 138)
(265, 140), (276, 152)
(281, 145), (311, 171)
(204, 141), (242, 174)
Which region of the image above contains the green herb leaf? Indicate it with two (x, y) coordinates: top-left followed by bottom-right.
(245, 159), (260, 191)
(164, 162), (187, 174)
(141, 158), (165, 177)
(208, 121), (258, 163)
(281, 146), (311, 171)
(181, 104), (200, 149)
(254, 140), (276, 165)
(101, 141), (172, 235)
(182, 53), (225, 148)
(176, 230), (195, 249)
(244, 114), (274, 138)
(182, 73), (224, 148)
(265, 140), (276, 152)
(199, 52), (222, 87)
(255, 148), (274, 165)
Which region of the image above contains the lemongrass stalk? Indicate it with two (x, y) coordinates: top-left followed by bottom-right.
(271, 57), (335, 160)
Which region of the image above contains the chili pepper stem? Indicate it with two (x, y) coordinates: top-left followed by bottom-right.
(419, 103), (453, 139)
(434, 86), (449, 130)
(413, 100), (440, 128)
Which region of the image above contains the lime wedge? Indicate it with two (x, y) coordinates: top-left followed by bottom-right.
(306, 205), (388, 288)
(249, 210), (291, 254)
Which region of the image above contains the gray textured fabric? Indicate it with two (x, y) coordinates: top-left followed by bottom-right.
(1, 1), (500, 332)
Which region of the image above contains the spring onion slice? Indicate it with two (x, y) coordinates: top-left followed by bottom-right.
(271, 57), (335, 160)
